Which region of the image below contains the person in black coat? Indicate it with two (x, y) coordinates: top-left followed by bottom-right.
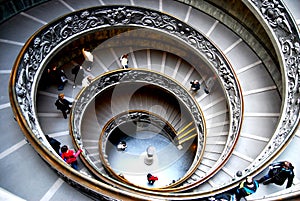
(257, 161), (294, 188)
(190, 80), (201, 92)
(47, 66), (68, 90)
(45, 135), (61, 155)
(55, 93), (72, 119)
(71, 64), (84, 88)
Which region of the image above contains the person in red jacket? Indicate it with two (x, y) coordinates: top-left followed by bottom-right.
(147, 173), (158, 185)
(61, 145), (82, 170)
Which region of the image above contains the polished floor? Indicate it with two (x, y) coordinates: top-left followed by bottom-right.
(107, 130), (195, 188)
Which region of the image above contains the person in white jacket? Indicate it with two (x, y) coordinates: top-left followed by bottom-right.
(81, 75), (94, 87)
(82, 48), (94, 71)
(120, 54), (129, 69)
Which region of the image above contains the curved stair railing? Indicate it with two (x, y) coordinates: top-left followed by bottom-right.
(244, 0), (300, 165)
(9, 5), (242, 199)
(176, 122), (197, 146)
(8, 1), (300, 200)
(98, 111), (181, 184)
(72, 69), (205, 186)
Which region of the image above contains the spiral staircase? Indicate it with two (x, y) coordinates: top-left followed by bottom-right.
(1, 0), (300, 200)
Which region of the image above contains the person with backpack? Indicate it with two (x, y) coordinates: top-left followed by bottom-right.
(234, 176), (259, 201)
(257, 161), (294, 188)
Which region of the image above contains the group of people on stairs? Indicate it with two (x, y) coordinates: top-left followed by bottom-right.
(45, 48), (295, 199)
(208, 160), (295, 201)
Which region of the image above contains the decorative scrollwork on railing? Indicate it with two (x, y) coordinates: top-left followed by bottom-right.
(100, 111), (178, 160)
(259, 0), (292, 33)
(13, 5), (242, 163)
(72, 69), (204, 186)
(247, 0), (300, 171)
(11, 5), (243, 197)
(72, 69), (204, 154)
(103, 111), (177, 141)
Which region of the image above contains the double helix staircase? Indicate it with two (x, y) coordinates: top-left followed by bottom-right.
(1, 0), (300, 200)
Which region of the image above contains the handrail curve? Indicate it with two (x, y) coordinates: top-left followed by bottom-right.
(74, 70), (203, 190)
(10, 6), (251, 199)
